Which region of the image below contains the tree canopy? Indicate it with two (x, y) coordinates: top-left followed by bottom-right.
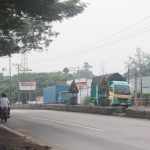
(0, 71), (75, 102)
(125, 48), (150, 77)
(74, 62), (94, 79)
(0, 0), (86, 56)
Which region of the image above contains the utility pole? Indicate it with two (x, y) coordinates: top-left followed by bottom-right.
(17, 64), (20, 103)
(140, 75), (142, 99)
(13, 63), (20, 103)
(78, 66), (82, 104)
(128, 65), (130, 83)
(140, 64), (143, 99)
(9, 56), (11, 101)
(134, 68), (138, 106)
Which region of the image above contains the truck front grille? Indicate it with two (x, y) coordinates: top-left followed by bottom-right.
(118, 98), (128, 102)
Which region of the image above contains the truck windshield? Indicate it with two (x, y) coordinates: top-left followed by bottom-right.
(61, 92), (70, 98)
(114, 86), (131, 95)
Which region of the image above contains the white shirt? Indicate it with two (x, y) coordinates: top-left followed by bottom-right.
(0, 97), (9, 108)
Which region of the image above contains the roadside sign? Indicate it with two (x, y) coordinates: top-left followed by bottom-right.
(19, 82), (36, 91)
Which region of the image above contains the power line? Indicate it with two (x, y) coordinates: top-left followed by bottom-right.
(29, 15), (150, 62)
(29, 26), (150, 63)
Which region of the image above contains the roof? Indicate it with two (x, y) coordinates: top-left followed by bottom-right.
(91, 72), (126, 85)
(67, 78), (92, 87)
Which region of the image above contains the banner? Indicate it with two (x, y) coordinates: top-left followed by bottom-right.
(19, 82), (36, 91)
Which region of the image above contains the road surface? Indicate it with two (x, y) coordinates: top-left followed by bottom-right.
(3, 109), (150, 150)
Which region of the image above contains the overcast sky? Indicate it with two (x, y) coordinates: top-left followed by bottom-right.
(1, 0), (150, 76)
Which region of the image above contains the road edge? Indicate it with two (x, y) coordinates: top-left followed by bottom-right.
(0, 124), (52, 149)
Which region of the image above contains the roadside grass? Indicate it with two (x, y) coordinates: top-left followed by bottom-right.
(82, 96), (94, 106)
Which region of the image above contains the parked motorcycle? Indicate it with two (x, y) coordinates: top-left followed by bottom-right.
(0, 107), (10, 122)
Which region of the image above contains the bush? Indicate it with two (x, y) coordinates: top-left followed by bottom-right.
(69, 80), (79, 94)
(131, 91), (150, 98)
(83, 96), (93, 106)
(98, 77), (109, 96)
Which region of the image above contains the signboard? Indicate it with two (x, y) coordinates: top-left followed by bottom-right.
(19, 82), (36, 91)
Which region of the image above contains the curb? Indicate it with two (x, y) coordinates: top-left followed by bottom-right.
(0, 124), (52, 149)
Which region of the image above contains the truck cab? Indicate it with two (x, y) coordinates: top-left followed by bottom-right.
(109, 81), (132, 107)
(57, 91), (70, 104)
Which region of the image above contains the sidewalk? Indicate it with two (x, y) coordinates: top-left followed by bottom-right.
(0, 125), (52, 150)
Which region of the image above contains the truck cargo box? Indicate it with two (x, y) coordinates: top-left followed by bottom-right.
(43, 86), (70, 103)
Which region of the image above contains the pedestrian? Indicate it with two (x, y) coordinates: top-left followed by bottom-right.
(0, 93), (10, 116)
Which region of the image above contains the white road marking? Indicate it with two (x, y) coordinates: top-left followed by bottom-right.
(12, 113), (105, 132)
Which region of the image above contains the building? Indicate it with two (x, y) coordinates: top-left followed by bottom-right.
(130, 76), (150, 93)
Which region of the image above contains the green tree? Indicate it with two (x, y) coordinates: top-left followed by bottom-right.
(68, 80), (79, 94)
(75, 62), (94, 79)
(98, 77), (109, 96)
(0, 71), (75, 102)
(125, 48), (150, 77)
(0, 0), (86, 56)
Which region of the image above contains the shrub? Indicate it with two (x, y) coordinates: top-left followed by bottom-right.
(98, 77), (109, 96)
(69, 80), (79, 94)
(83, 96), (93, 105)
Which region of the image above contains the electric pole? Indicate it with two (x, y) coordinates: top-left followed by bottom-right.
(128, 65), (130, 83)
(13, 63), (20, 103)
(134, 68), (138, 106)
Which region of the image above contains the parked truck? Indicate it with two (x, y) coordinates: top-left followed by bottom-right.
(43, 86), (70, 104)
(91, 73), (132, 107)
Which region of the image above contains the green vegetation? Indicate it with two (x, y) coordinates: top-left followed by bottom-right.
(83, 96), (94, 106)
(0, 0), (86, 56)
(131, 91), (150, 99)
(0, 72), (75, 102)
(98, 77), (109, 96)
(0, 62), (94, 102)
(125, 48), (150, 77)
(79, 62), (94, 79)
(69, 80), (79, 94)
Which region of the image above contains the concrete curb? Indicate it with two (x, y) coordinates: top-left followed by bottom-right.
(11, 104), (150, 119)
(10, 104), (126, 115)
(0, 124), (52, 149)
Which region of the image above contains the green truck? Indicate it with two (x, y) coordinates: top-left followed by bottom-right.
(91, 73), (132, 107)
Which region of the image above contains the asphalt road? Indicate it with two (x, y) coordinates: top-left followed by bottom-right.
(3, 109), (150, 150)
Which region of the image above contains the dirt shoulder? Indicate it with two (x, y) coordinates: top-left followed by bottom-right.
(0, 126), (52, 150)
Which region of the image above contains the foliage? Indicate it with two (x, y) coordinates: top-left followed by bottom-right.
(98, 77), (109, 96)
(75, 62), (94, 79)
(0, 72), (74, 102)
(131, 91), (150, 99)
(68, 80), (79, 94)
(82, 96), (93, 106)
(0, 0), (86, 56)
(125, 48), (150, 77)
